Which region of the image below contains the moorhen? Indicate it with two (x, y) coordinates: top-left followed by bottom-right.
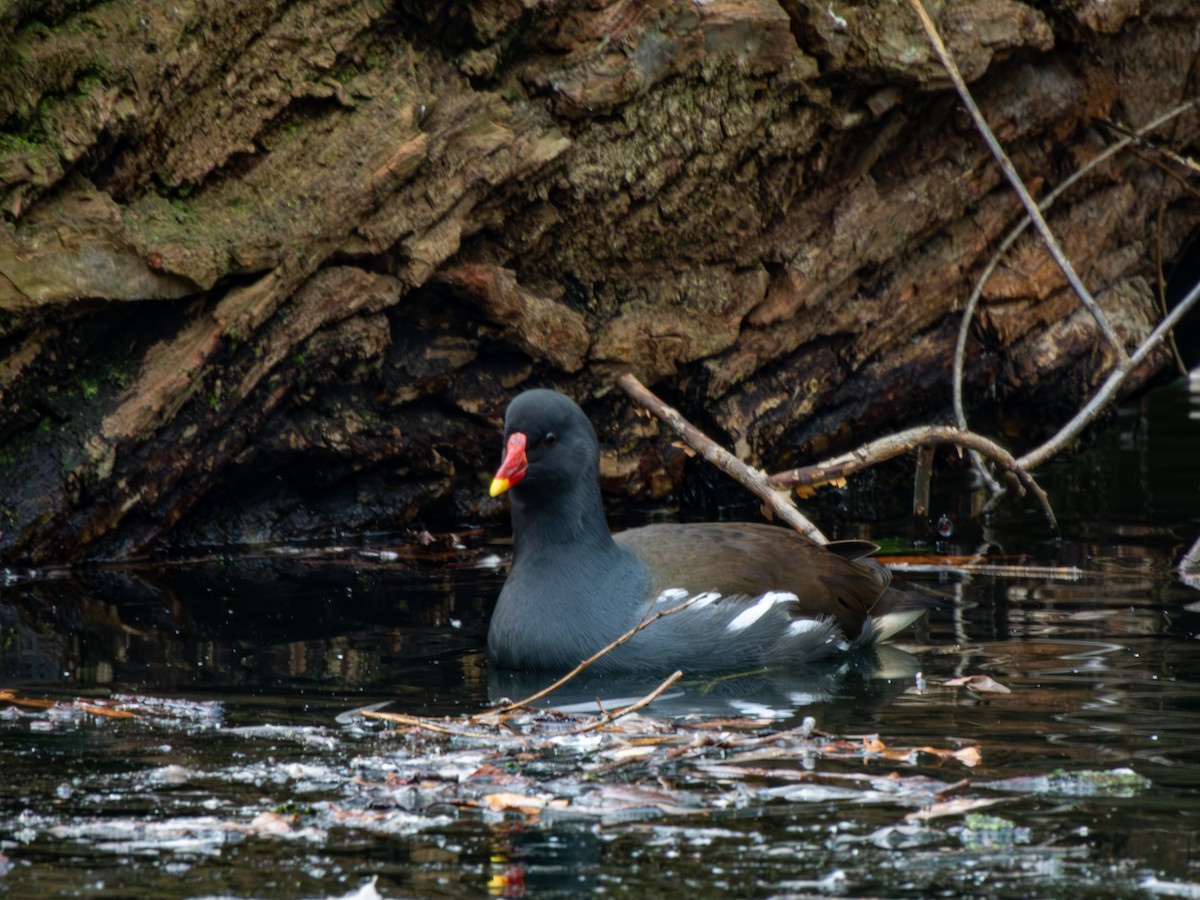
(487, 389), (933, 673)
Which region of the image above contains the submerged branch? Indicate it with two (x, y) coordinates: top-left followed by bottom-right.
(617, 373), (828, 543)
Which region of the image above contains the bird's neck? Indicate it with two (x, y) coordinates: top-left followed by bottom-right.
(508, 478), (617, 560)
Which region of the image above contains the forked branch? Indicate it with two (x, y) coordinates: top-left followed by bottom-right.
(771, 425), (1058, 532)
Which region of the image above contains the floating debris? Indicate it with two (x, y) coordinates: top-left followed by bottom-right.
(981, 768), (1153, 798)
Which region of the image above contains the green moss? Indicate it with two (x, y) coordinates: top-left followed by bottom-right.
(0, 132), (43, 154)
(105, 365), (129, 388)
(168, 197), (195, 221)
(76, 73), (107, 94)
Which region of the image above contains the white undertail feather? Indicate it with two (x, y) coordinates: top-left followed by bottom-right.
(870, 609), (927, 643)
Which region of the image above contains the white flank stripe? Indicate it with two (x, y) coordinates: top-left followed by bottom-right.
(761, 590), (798, 605)
(655, 588), (690, 604)
(787, 617), (824, 636)
(690, 591), (720, 609)
(726, 592), (794, 633)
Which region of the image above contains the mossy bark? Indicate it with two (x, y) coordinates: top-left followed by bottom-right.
(0, 0), (1197, 563)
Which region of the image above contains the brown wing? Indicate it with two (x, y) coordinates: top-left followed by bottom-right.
(613, 522), (891, 639)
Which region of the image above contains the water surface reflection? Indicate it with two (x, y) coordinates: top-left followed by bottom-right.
(1, 377), (1198, 897)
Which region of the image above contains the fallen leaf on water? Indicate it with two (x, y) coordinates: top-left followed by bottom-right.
(599, 745), (659, 763)
(953, 746), (983, 767)
(836, 823), (942, 850)
(240, 811), (298, 836)
(944, 674), (1012, 694)
(906, 796), (1005, 821)
(76, 702), (137, 719)
(481, 792), (548, 815)
(866, 739), (982, 767)
(863, 736), (888, 754)
(0, 693), (56, 709)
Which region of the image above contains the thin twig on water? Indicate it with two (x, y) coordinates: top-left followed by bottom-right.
(882, 561), (1085, 580)
(564, 670), (684, 735)
(360, 710), (510, 739)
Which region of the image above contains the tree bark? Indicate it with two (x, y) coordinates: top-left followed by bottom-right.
(0, 0), (1197, 564)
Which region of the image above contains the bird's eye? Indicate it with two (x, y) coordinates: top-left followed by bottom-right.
(542, 431), (558, 447)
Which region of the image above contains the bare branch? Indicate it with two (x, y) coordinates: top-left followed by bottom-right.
(908, 0), (1128, 360)
(564, 670), (684, 735)
(617, 373), (828, 544)
(1096, 118), (1200, 182)
(951, 98), (1200, 491)
(770, 424), (1057, 531)
(1018, 277), (1200, 470)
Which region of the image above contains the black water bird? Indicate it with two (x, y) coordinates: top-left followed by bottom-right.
(487, 389), (933, 673)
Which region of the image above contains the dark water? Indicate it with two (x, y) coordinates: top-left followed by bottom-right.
(1, 378), (1198, 899)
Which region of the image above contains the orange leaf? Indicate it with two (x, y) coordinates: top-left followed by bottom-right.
(482, 792), (546, 816)
(76, 702), (136, 718)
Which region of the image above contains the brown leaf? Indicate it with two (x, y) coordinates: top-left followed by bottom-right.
(481, 792), (546, 816)
(906, 797), (1003, 821)
(862, 736), (888, 754)
(242, 811), (298, 835)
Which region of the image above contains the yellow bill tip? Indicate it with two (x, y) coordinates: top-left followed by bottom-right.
(489, 477), (510, 498)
